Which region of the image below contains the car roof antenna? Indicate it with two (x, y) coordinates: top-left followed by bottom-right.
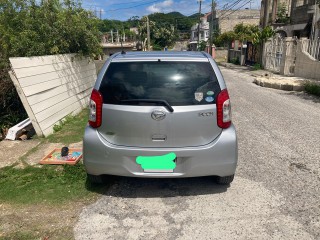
(120, 39), (126, 55)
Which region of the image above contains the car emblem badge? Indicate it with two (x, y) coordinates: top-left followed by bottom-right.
(151, 110), (166, 121)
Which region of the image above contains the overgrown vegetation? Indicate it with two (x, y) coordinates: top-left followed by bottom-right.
(47, 108), (88, 145)
(276, 2), (290, 24)
(97, 12), (197, 48)
(230, 57), (240, 65)
(212, 23), (275, 65)
(252, 63), (262, 70)
(304, 82), (320, 97)
(0, 0), (101, 135)
(0, 109), (106, 205)
(0, 163), (105, 205)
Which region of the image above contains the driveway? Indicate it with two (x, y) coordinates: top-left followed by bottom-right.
(74, 67), (320, 239)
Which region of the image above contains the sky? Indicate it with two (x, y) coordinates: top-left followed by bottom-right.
(82, 0), (261, 21)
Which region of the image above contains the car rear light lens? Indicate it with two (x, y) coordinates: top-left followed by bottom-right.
(217, 89), (232, 129)
(89, 89), (103, 128)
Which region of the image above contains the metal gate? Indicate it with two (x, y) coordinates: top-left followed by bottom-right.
(245, 42), (258, 66)
(264, 34), (284, 72)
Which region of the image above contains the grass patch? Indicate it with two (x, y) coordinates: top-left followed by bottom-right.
(0, 163), (106, 205)
(304, 82), (320, 97)
(0, 231), (38, 240)
(252, 63), (262, 71)
(46, 109), (88, 145)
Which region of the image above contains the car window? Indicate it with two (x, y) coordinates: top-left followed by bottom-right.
(99, 61), (221, 106)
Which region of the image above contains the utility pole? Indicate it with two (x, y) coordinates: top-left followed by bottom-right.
(147, 16), (151, 51)
(111, 30), (113, 43)
(209, 0), (216, 55)
(197, 0), (203, 51)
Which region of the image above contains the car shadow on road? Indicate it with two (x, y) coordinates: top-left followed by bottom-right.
(86, 176), (229, 198)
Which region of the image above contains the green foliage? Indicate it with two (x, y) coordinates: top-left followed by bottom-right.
(0, 0), (101, 134)
(0, 0), (102, 58)
(199, 41), (207, 51)
(252, 63), (262, 70)
(276, 2), (290, 24)
(52, 114), (75, 133)
(252, 26), (275, 45)
(304, 82), (320, 97)
(215, 31), (237, 46)
(0, 163), (105, 205)
(138, 16), (177, 48)
(230, 57), (240, 65)
(149, 12), (196, 32)
(47, 108), (88, 145)
(214, 23), (275, 47)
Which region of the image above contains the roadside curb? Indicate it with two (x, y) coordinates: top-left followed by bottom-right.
(217, 61), (311, 92)
(253, 77), (306, 92)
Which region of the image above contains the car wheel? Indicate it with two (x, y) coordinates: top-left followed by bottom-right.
(216, 175), (234, 185)
(87, 174), (103, 184)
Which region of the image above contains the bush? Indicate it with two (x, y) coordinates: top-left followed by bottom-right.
(304, 82), (320, 97)
(230, 57), (240, 65)
(253, 63), (262, 70)
(0, 0), (102, 136)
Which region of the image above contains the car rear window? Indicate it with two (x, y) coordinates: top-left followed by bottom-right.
(99, 61), (221, 106)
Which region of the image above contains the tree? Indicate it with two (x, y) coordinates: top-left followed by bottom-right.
(138, 16), (177, 49)
(276, 2), (290, 24)
(0, 0), (102, 133)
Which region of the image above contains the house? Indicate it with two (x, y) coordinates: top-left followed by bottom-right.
(261, 0), (320, 39)
(260, 0), (320, 79)
(208, 9), (260, 35)
(190, 13), (210, 42)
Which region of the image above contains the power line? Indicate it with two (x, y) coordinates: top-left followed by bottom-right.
(107, 0), (163, 12)
(220, 0), (252, 20)
(218, 0), (244, 19)
(110, 0), (159, 6)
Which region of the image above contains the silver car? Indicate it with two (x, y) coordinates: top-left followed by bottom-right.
(83, 51), (237, 184)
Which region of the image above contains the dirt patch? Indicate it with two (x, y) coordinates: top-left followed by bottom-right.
(0, 197), (97, 240)
(0, 139), (41, 168)
(0, 140), (102, 239)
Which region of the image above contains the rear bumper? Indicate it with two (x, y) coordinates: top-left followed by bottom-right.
(83, 125), (238, 178)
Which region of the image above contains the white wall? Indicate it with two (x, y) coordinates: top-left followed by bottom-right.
(9, 54), (97, 137)
(294, 41), (320, 80)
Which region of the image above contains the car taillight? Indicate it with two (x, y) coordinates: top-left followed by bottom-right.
(89, 89), (103, 128)
(217, 89), (231, 129)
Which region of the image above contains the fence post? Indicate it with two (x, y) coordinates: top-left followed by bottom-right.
(280, 37), (292, 75)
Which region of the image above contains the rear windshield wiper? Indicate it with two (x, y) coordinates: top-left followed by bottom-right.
(121, 99), (174, 112)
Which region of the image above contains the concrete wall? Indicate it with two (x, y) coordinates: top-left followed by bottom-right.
(9, 54), (96, 137)
(295, 41), (320, 80)
(215, 49), (228, 60)
(216, 10), (260, 34)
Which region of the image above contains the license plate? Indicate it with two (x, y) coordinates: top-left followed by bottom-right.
(136, 153), (177, 173)
(144, 169), (174, 173)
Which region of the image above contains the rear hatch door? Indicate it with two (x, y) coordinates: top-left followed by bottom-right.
(98, 61), (222, 148)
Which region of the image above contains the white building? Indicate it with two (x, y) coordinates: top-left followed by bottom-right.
(190, 14), (210, 42)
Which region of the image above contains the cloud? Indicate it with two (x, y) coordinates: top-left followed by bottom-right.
(147, 0), (174, 13)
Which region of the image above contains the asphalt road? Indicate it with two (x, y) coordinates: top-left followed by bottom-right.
(74, 67), (320, 240)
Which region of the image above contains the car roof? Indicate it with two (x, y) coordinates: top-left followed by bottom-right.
(110, 51), (210, 62)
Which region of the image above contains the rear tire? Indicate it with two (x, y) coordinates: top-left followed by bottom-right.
(87, 174), (103, 184)
(216, 175), (234, 185)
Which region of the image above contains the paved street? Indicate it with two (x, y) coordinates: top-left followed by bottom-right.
(74, 67), (320, 239)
